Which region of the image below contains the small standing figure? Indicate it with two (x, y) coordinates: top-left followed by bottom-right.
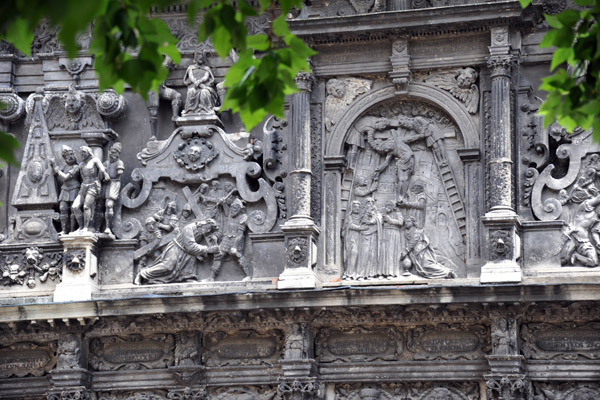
(57, 333), (80, 370)
(73, 146), (110, 232)
(174, 332), (199, 367)
(343, 200), (364, 280)
(492, 318), (515, 356)
(182, 50), (219, 116)
(104, 142), (124, 235)
(53, 145), (81, 233)
(208, 198), (251, 282)
(285, 323), (308, 360)
(381, 200), (404, 278)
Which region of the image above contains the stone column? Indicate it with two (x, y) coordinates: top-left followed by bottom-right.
(279, 72), (321, 289)
(54, 233), (99, 301)
(480, 26), (522, 283)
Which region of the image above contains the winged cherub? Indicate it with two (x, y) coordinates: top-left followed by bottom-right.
(424, 67), (479, 114)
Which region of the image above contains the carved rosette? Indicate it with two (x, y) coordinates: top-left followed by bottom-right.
(96, 89), (127, 120)
(0, 89), (25, 124)
(542, 0), (567, 15)
(487, 56), (513, 79)
(65, 250), (86, 273)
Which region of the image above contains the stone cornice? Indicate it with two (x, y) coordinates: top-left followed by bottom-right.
(2, 282), (600, 323)
(290, 1), (529, 43)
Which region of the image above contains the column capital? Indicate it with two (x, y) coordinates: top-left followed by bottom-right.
(487, 55), (514, 78)
(295, 72), (315, 93)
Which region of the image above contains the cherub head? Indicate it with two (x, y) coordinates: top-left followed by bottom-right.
(456, 67), (478, 88)
(326, 79), (346, 98)
(65, 85), (84, 114)
(187, 145), (202, 162)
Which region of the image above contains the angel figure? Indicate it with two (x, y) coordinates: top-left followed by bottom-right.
(46, 84), (105, 131)
(424, 67), (479, 114)
(325, 78), (372, 132)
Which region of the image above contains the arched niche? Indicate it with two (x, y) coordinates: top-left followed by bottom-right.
(326, 83), (479, 155)
(321, 82), (482, 279)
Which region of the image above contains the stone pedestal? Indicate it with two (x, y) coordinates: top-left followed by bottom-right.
(480, 213), (522, 283)
(54, 232), (99, 302)
(279, 221), (320, 289)
(281, 359), (316, 378)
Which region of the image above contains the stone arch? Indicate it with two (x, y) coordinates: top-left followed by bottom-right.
(326, 83), (479, 156)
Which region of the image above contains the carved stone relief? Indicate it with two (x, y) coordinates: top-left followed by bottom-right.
(98, 391), (168, 400)
(531, 383), (600, 400)
(315, 326), (403, 362)
(341, 99), (465, 280)
(0, 341), (57, 378)
(406, 324), (489, 360)
(0, 247), (62, 288)
(325, 78), (372, 133)
(335, 383), (479, 400)
(89, 334), (175, 371)
(418, 68), (480, 114)
(202, 329), (283, 366)
(520, 322), (600, 360)
(526, 124), (600, 268)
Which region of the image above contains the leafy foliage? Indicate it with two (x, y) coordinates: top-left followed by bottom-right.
(0, 0), (314, 165)
(520, 0), (600, 140)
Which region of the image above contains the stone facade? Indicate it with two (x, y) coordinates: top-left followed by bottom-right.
(0, 1), (598, 399)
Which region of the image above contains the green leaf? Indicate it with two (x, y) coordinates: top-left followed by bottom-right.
(0, 132), (19, 167)
(518, 0), (532, 7)
(545, 15), (563, 30)
(540, 30), (559, 48)
(247, 34), (270, 51)
(273, 15), (291, 37)
(551, 48), (573, 71)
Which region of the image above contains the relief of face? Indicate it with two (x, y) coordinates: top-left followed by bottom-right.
(65, 94), (82, 114)
(351, 201), (361, 214)
(109, 148), (120, 162)
(64, 151), (77, 165)
(457, 69), (476, 88)
(187, 145), (202, 162)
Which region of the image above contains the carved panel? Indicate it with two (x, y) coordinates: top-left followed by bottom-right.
(335, 383), (479, 400)
(202, 330), (283, 366)
(407, 324), (489, 360)
(315, 326), (403, 362)
(89, 334), (175, 371)
(521, 322), (600, 360)
(340, 98), (465, 280)
(0, 342), (57, 378)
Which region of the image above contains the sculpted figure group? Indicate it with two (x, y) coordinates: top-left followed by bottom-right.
(134, 178), (251, 285)
(53, 142), (123, 235)
(342, 113), (457, 280)
(343, 197), (456, 280)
